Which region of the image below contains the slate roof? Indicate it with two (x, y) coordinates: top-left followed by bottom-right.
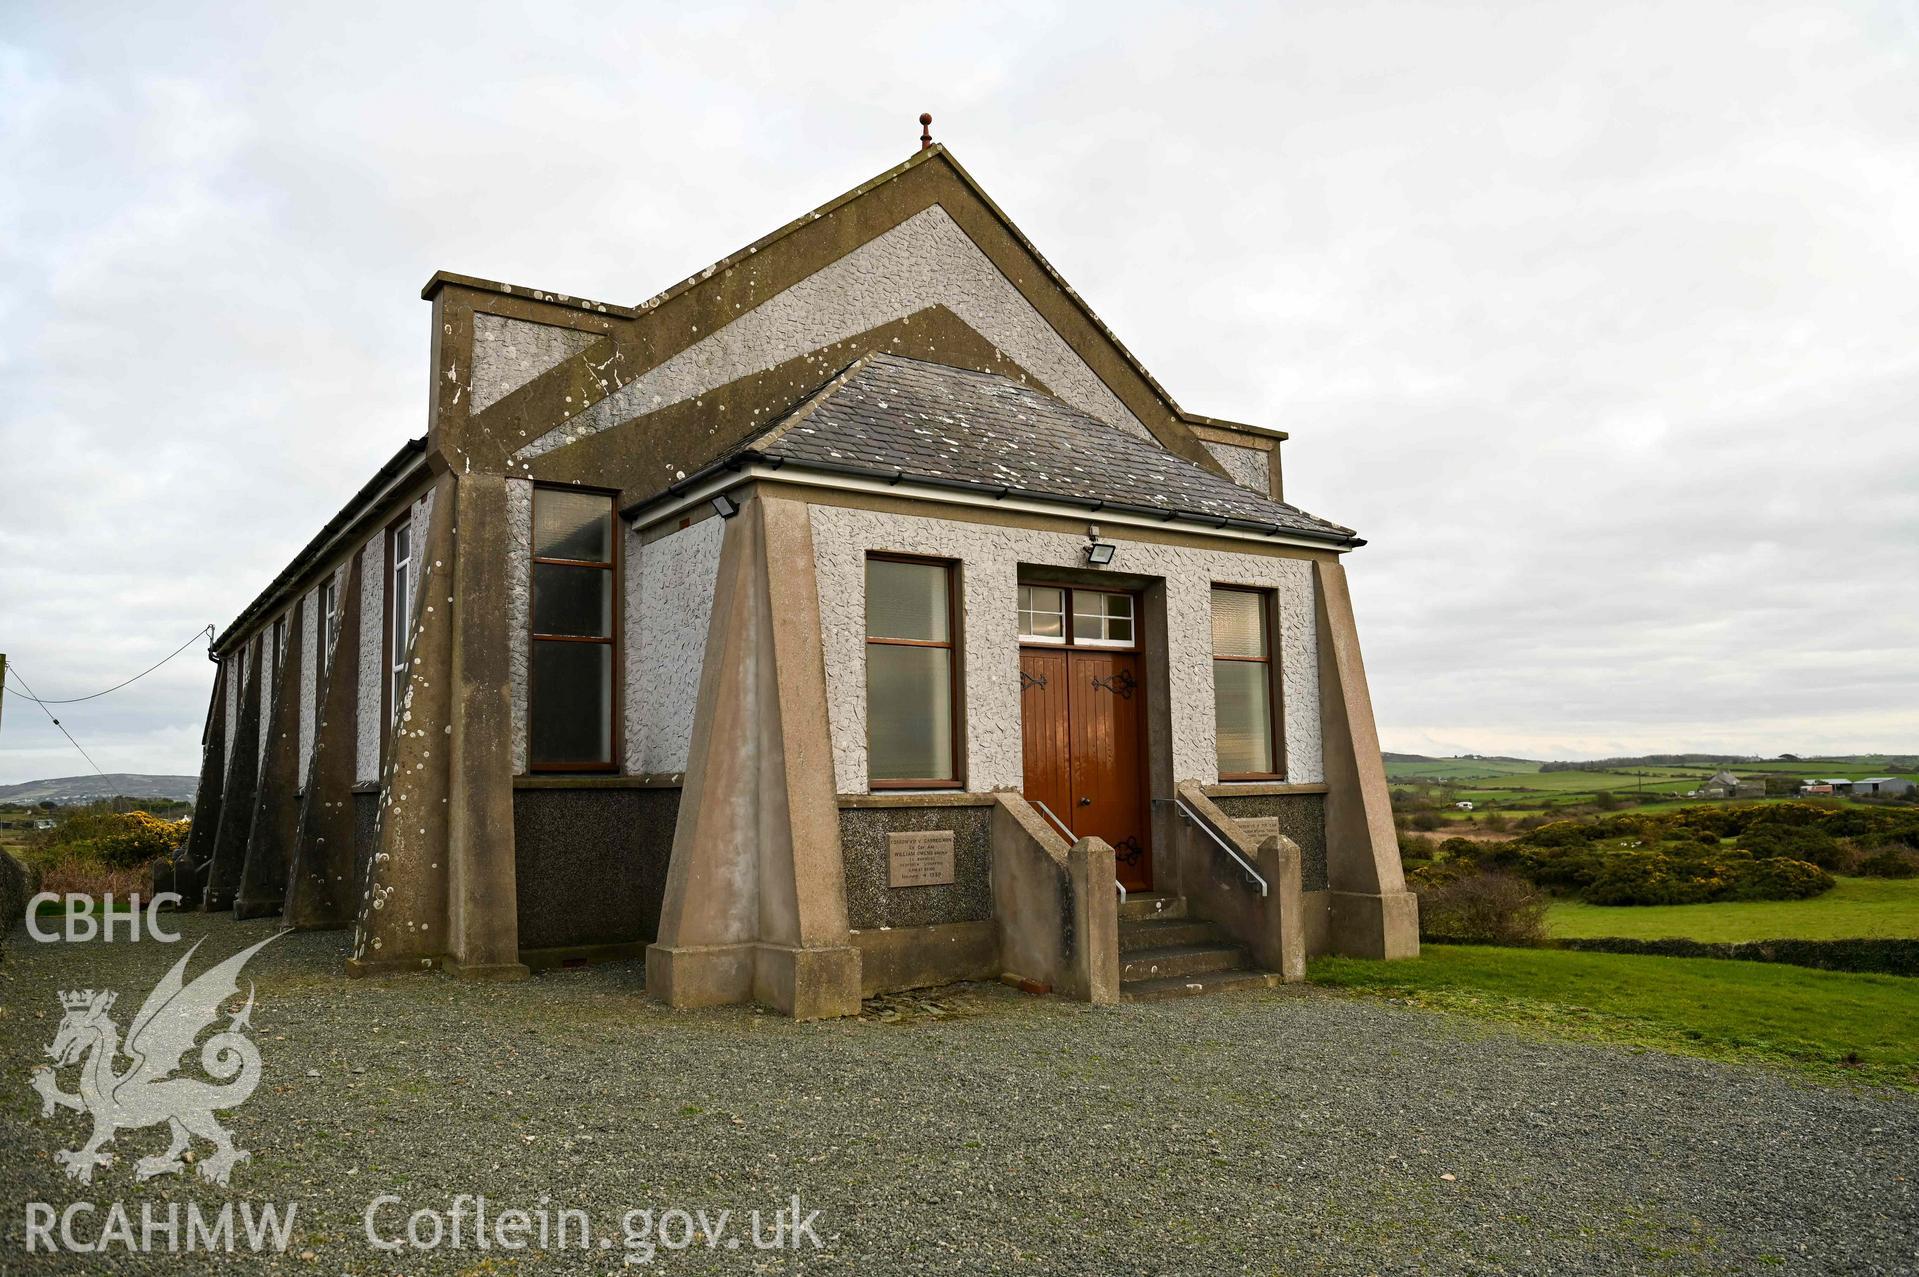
(667, 354), (1357, 544)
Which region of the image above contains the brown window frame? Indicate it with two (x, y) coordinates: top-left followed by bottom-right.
(1211, 584), (1284, 782)
(527, 484), (621, 774)
(865, 552), (964, 791)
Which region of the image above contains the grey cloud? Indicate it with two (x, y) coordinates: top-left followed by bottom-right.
(1, 1), (1913, 781)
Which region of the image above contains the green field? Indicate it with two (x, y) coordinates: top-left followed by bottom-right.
(1383, 753), (1918, 820)
(1547, 876), (1919, 942)
(1311, 945), (1919, 1087)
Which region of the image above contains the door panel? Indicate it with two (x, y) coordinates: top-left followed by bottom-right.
(1019, 649), (1071, 834)
(1067, 650), (1151, 891)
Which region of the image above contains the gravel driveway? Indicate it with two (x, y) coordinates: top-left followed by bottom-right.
(2, 915), (1914, 1275)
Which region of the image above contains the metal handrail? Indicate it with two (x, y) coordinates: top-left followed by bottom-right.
(1030, 799), (1127, 905)
(1031, 799), (1075, 844)
(1173, 797), (1269, 897)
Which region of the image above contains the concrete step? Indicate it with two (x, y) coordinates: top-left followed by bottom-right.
(1117, 917), (1223, 952)
(1118, 893), (1187, 923)
(1121, 968), (1283, 1002)
(1119, 942), (1247, 984)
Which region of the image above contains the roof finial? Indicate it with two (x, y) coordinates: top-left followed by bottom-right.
(919, 112), (934, 150)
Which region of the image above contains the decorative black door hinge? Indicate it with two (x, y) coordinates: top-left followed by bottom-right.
(1020, 669), (1048, 691)
(1090, 669), (1137, 699)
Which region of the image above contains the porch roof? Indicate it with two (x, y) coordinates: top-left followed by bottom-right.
(628, 353), (1360, 546)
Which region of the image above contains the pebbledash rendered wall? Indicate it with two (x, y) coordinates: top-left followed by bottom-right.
(510, 204), (1160, 465)
(625, 516), (725, 776)
(1202, 440), (1271, 493)
(807, 504), (1323, 793)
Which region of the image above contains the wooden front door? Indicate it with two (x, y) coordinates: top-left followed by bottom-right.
(1018, 587), (1151, 891)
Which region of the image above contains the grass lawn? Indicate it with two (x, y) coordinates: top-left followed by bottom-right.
(1310, 944), (1919, 1088)
(1547, 876), (1919, 942)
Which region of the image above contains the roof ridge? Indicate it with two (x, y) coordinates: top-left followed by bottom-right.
(747, 349), (888, 454)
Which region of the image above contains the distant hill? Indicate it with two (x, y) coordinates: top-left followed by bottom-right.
(0, 774), (198, 806)
(1385, 751), (1915, 772)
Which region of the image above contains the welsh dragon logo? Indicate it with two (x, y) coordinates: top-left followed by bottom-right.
(29, 933), (281, 1186)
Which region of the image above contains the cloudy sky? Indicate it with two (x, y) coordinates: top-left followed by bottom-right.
(2, 1), (1915, 783)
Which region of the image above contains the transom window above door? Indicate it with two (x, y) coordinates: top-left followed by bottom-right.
(1017, 584), (1136, 649)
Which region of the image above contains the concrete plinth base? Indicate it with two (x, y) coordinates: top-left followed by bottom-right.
(1326, 890), (1420, 959)
(647, 941), (862, 1020)
(754, 943), (862, 1020)
(646, 943), (755, 1007)
(850, 920), (997, 996)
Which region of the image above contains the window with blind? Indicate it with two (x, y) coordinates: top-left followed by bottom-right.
(1211, 586), (1280, 779)
(865, 555), (959, 787)
(530, 486), (617, 769)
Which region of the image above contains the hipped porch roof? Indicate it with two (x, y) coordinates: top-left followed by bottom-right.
(625, 353), (1361, 546)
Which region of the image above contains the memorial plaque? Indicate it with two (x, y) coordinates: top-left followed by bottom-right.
(1237, 815), (1280, 844)
(888, 830), (956, 888)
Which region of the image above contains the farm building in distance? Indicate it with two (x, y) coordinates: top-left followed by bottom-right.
(163, 138), (1417, 1018)
(1694, 770), (1764, 800)
(1814, 777), (1917, 797)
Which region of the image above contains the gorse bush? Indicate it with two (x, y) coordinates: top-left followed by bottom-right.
(1432, 805), (1869, 906)
(1736, 823), (1845, 868)
(26, 809), (184, 870)
(1578, 850), (1831, 906)
(1412, 870), (1548, 943)
(1858, 845), (1919, 879)
(1405, 800), (1919, 907)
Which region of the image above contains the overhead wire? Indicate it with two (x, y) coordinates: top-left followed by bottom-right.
(2, 625), (213, 704)
(3, 661), (107, 777)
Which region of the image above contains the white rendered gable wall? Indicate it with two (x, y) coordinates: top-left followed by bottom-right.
(512, 204), (1156, 462)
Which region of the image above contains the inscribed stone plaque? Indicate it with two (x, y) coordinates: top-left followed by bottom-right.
(888, 830), (956, 888)
(1237, 816), (1280, 844)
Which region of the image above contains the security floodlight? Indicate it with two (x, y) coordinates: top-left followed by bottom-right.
(711, 493), (740, 519)
(1086, 541), (1117, 566)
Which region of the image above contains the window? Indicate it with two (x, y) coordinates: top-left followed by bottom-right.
(1017, 585), (1065, 643)
(272, 615), (287, 683)
(529, 486), (616, 769)
(318, 576), (338, 677)
(387, 515), (413, 725)
(1211, 586), (1279, 778)
(865, 556), (958, 787)
(1018, 585), (1137, 650)
(1072, 590), (1134, 647)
